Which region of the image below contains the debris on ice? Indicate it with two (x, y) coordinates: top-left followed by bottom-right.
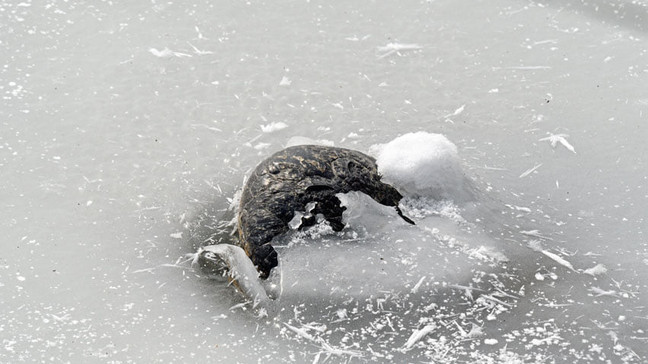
(539, 133), (576, 153)
(410, 276), (426, 293)
(505, 204), (531, 213)
(589, 287), (620, 297)
(377, 43), (422, 52)
(345, 34), (371, 41)
(519, 163), (542, 178)
(469, 246), (509, 263)
(520, 229), (553, 240)
(444, 104), (466, 119)
(528, 240), (577, 272)
(583, 264), (607, 276)
(377, 43), (422, 58)
(149, 47), (192, 58)
(187, 42), (214, 55)
(279, 76), (292, 86)
(260, 121), (288, 133)
(484, 338), (499, 345)
(403, 324), (436, 350)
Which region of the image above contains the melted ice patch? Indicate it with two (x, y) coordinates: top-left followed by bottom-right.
(268, 191), (509, 303)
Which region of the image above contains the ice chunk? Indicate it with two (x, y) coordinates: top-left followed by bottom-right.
(195, 244), (270, 307)
(403, 324), (436, 350)
(583, 264), (607, 276)
(288, 202), (317, 230)
(371, 132), (470, 201)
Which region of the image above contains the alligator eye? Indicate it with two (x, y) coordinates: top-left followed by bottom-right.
(347, 160), (363, 175)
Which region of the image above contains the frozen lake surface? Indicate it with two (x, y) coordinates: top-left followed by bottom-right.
(2, 0), (647, 363)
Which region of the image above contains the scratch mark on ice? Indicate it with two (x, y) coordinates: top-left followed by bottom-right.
(187, 42), (214, 55)
(519, 163), (543, 178)
(444, 104), (465, 118)
(410, 276), (426, 293)
(521, 229), (554, 241)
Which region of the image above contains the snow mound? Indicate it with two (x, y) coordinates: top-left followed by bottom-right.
(370, 132), (471, 202)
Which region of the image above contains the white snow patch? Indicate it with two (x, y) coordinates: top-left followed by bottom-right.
(370, 132), (470, 201)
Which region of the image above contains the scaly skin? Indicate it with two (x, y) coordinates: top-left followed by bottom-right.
(237, 145), (414, 278)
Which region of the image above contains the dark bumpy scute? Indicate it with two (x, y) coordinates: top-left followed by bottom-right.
(237, 145), (414, 278)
